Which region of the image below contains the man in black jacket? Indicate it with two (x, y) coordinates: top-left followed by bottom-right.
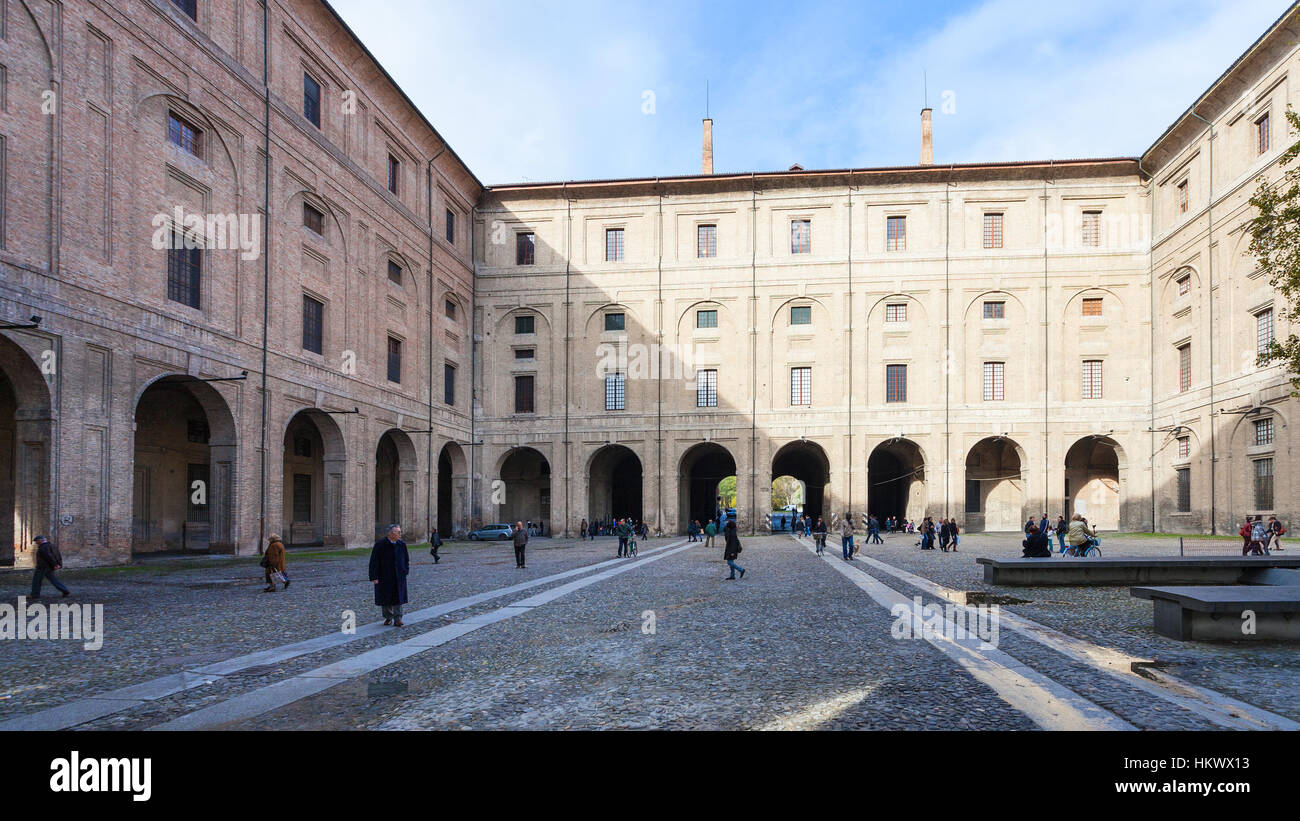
(31, 535), (70, 599)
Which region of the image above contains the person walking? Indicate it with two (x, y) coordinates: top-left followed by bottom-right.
(580, 518), (588, 540)
(1055, 516), (1067, 553)
(262, 533), (288, 592)
(429, 528), (443, 564)
(723, 518), (745, 580)
(1038, 513), (1049, 536)
(369, 524), (409, 627)
(869, 515), (883, 544)
(512, 520), (528, 568)
(950, 519), (961, 552)
(616, 518), (631, 557)
(840, 513), (855, 561)
(1268, 516), (1286, 552)
(938, 519), (951, 552)
(704, 518), (717, 548)
(30, 535), (70, 599)
(812, 516), (828, 555)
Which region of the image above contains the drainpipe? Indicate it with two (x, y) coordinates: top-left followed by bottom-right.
(846, 176), (853, 519)
(256, 0), (271, 556)
(563, 188), (571, 538)
(1138, 157), (1156, 532)
(944, 180), (952, 519)
(1188, 110), (1216, 534)
(1042, 165), (1053, 517)
(656, 190), (663, 535)
(425, 144), (446, 541)
(750, 174), (758, 535)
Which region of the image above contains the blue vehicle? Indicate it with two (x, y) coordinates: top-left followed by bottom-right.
(467, 523), (513, 541)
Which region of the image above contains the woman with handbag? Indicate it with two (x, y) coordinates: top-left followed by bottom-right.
(262, 534), (288, 592)
(723, 519), (745, 580)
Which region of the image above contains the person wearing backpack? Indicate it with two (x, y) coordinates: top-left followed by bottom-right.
(723, 519), (745, 580)
(1248, 517), (1269, 556)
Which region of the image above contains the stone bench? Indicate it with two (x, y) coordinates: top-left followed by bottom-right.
(1130, 585), (1300, 641)
(976, 555), (1300, 586)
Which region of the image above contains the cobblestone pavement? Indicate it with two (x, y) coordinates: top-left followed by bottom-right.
(1, 531), (1294, 730)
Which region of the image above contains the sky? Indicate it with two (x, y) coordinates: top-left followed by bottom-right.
(329, 0), (1294, 185)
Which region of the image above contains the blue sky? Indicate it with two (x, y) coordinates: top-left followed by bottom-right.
(330, 0), (1293, 185)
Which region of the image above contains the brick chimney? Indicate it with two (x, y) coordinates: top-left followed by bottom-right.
(920, 107), (933, 166)
(702, 118), (714, 175)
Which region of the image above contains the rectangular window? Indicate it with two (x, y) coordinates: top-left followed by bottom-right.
(187, 418), (209, 444)
(514, 375), (535, 413)
(303, 73), (321, 128)
(605, 227), (624, 262)
(1177, 180), (1188, 214)
(172, 0), (198, 20)
(1178, 344), (1191, 393)
(1081, 297), (1103, 317)
(514, 348), (534, 360)
(791, 366), (811, 406)
(1082, 210), (1101, 247)
(965, 479), (981, 513)
(983, 213), (1003, 248)
(1257, 112), (1270, 155)
(696, 309), (718, 329)
(696, 368), (717, 407)
(303, 202), (323, 235)
(387, 260), (402, 285)
(444, 363), (456, 406)
(697, 224), (717, 258)
(167, 111), (201, 157)
(1254, 458), (1274, 510)
(292, 436), (313, 458)
(983, 301), (1005, 320)
(445, 300), (456, 320)
(167, 235), (202, 309)
(1254, 417), (1275, 447)
(186, 463), (209, 522)
(292, 474), (312, 522)
(982, 361), (1005, 401)
(885, 303), (907, 323)
(885, 364), (907, 403)
(386, 336), (402, 384)
(445, 209), (455, 244)
(1082, 359), (1103, 399)
(886, 216), (906, 251)
(515, 314), (535, 335)
(790, 305), (812, 325)
(516, 232), (535, 265)
(1177, 436), (1190, 460)
(387, 153), (400, 195)
(605, 373), (626, 411)
(604, 312), (625, 332)
(302, 294), (323, 354)
(1177, 275), (1191, 297)
(1256, 308), (1274, 356)
(1176, 468), (1191, 513)
(791, 219), (811, 254)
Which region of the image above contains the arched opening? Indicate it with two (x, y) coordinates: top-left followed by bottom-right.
(0, 336), (52, 567)
(588, 445), (643, 522)
(132, 376), (238, 554)
(679, 442), (736, 532)
(283, 410), (346, 547)
(374, 429), (416, 539)
(771, 440), (830, 521)
(867, 439), (926, 523)
(963, 437), (1026, 532)
(499, 447), (551, 533)
(1065, 436), (1121, 530)
(437, 441), (468, 538)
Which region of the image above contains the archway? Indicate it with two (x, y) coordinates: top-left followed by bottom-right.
(0, 335), (52, 567)
(499, 447), (551, 533)
(131, 376), (237, 554)
(1065, 436), (1121, 530)
(867, 439), (926, 523)
(283, 409), (346, 546)
(437, 441), (468, 538)
(374, 429), (417, 539)
(963, 437), (1026, 532)
(679, 442), (736, 532)
(588, 445), (643, 522)
(771, 440), (830, 521)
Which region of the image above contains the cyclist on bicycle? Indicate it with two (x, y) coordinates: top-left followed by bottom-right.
(1065, 513), (1096, 557)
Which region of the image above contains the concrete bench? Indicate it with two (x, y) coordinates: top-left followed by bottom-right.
(976, 555), (1300, 586)
(1131, 585), (1300, 641)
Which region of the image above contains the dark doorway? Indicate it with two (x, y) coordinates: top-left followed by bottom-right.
(588, 445), (643, 522)
(771, 440), (830, 521)
(679, 442), (737, 531)
(867, 439), (925, 523)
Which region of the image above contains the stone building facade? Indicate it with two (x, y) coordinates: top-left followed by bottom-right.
(1, 0), (1296, 566)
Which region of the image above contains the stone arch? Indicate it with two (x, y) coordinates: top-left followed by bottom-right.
(436, 440), (468, 538)
(0, 332), (53, 567)
(498, 447), (551, 533)
(867, 438), (927, 523)
(586, 444), (644, 522)
(1064, 435), (1127, 530)
(679, 442), (737, 532)
(769, 295), (832, 331)
(282, 408), (347, 546)
(374, 428), (418, 539)
(771, 439), (831, 522)
(962, 436), (1027, 532)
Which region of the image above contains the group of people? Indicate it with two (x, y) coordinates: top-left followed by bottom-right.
(579, 518), (648, 541)
(1240, 515), (1286, 555)
(913, 517), (961, 551)
(686, 519), (721, 546)
(1021, 513), (1098, 557)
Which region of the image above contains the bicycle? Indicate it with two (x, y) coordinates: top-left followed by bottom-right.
(626, 537), (638, 558)
(1062, 538), (1101, 557)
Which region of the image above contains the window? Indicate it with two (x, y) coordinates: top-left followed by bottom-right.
(303, 202), (324, 235)
(965, 479), (981, 513)
(187, 418), (209, 444)
(516, 232), (535, 265)
(445, 209), (455, 244)
(1177, 180), (1189, 214)
(790, 366), (811, 406)
(983, 213), (1003, 248)
(445, 300), (456, 320)
(167, 111), (201, 157)
(1177, 275), (1191, 297)
(292, 436), (313, 458)
(514, 375), (535, 413)
(387, 153), (400, 195)
(791, 219), (811, 254)
(885, 303), (907, 323)
(604, 312), (625, 332)
(303, 73), (321, 128)
(515, 314), (535, 335)
(302, 295), (323, 354)
(696, 309), (718, 329)
(1177, 436), (1190, 460)
(697, 224), (717, 258)
(514, 348), (534, 360)
(886, 216), (906, 251)
(1254, 458), (1274, 510)
(387, 260), (403, 285)
(982, 362), (1005, 401)
(171, 0), (197, 20)
(387, 336), (402, 383)
(1254, 417), (1275, 447)
(1082, 359), (1103, 399)
(1082, 211), (1101, 247)
(1256, 308), (1274, 356)
(186, 463), (209, 523)
(1081, 297), (1103, 317)
(1178, 343), (1191, 393)
(167, 234), (201, 309)
(292, 474), (312, 522)
(444, 363), (456, 406)
(790, 305), (812, 326)
(696, 368), (717, 407)
(1176, 468), (1191, 513)
(1257, 112), (1270, 155)
(885, 364), (907, 403)
(605, 228), (624, 262)
(604, 373), (626, 411)
(983, 301), (1005, 320)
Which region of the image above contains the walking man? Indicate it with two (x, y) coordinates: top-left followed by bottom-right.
(840, 513), (855, 561)
(813, 516), (828, 555)
(869, 515), (882, 544)
(30, 535), (70, 599)
(369, 524), (409, 627)
(512, 520), (528, 568)
(429, 527), (442, 564)
(616, 518), (630, 557)
(704, 518), (717, 548)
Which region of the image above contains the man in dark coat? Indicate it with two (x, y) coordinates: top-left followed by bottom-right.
(723, 519), (745, 580)
(512, 521), (528, 568)
(1022, 525), (1052, 558)
(369, 524), (410, 627)
(30, 535), (70, 599)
